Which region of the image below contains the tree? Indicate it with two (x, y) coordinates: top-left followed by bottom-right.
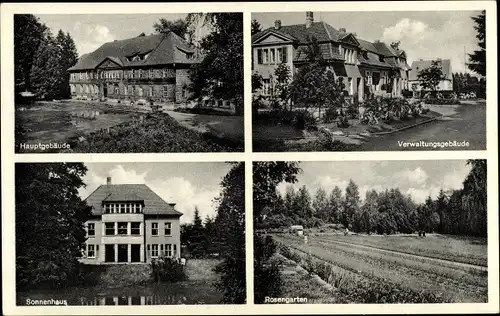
(16, 163), (91, 290)
(343, 179), (360, 229)
(252, 162), (301, 303)
(417, 60), (445, 92)
(272, 62), (292, 108)
(292, 185), (313, 225)
(461, 159), (487, 236)
(29, 33), (63, 100)
(390, 41), (401, 51)
(312, 187), (328, 221)
(189, 207), (206, 258)
(467, 10), (486, 76)
(327, 186), (344, 224)
(154, 18), (190, 39)
(14, 14), (48, 97)
(290, 36), (346, 119)
(57, 31), (79, 99)
(213, 162), (245, 303)
(359, 190), (379, 233)
(187, 13), (243, 111)
(251, 19), (262, 35)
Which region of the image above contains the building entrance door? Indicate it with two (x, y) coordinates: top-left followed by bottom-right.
(103, 84), (108, 97)
(105, 244), (115, 262)
(118, 244), (128, 262)
(131, 244), (141, 262)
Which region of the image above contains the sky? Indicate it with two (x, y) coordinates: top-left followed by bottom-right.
(78, 162), (233, 224)
(253, 11), (482, 75)
(276, 160), (472, 204)
(35, 14), (210, 57)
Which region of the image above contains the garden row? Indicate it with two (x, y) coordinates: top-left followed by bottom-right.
(276, 240), (447, 303)
(275, 234), (487, 302)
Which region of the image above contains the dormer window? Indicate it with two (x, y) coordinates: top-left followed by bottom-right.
(186, 52), (193, 59)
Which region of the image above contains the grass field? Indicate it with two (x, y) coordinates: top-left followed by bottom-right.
(273, 233), (487, 303)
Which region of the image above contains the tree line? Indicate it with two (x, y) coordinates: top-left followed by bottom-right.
(15, 14), (79, 102)
(257, 160), (487, 237)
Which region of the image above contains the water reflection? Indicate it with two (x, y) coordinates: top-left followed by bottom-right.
(80, 295), (190, 305)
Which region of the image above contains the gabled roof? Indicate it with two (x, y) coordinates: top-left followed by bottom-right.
(68, 32), (199, 71)
(409, 59), (452, 81)
(84, 184), (183, 216)
(252, 21), (345, 44)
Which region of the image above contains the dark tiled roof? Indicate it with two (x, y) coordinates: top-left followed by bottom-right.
(253, 22), (344, 44)
(409, 59), (452, 81)
(294, 43), (343, 62)
(69, 32), (198, 71)
(85, 184), (183, 216)
(253, 21), (406, 69)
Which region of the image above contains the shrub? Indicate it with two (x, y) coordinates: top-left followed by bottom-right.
(151, 257), (187, 282)
(424, 98), (461, 105)
(402, 89), (413, 98)
(323, 106), (339, 123)
(254, 235), (283, 303)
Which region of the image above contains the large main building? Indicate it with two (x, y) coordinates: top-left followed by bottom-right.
(68, 31), (200, 104)
(252, 12), (412, 102)
(82, 177), (182, 264)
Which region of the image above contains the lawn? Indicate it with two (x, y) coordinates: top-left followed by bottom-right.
(273, 233), (487, 303)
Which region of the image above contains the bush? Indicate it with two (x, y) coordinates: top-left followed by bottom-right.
(424, 98), (461, 105)
(151, 257), (187, 282)
(402, 89), (413, 98)
(323, 106), (339, 123)
(254, 235), (283, 303)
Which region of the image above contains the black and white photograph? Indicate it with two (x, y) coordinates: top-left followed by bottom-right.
(251, 11), (486, 152)
(14, 13), (244, 153)
(15, 162), (245, 305)
(253, 160), (487, 304)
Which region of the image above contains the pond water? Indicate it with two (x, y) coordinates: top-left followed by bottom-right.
(17, 281), (222, 306)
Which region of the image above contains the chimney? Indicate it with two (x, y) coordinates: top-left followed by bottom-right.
(352, 32), (357, 37)
(274, 20), (282, 30)
(305, 11), (314, 29)
(106, 177), (112, 185)
(339, 28), (346, 33)
(375, 39), (380, 43)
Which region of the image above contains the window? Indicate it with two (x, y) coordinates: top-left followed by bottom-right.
(149, 86), (153, 97)
(263, 49), (268, 64)
(163, 86), (168, 97)
(115, 85), (119, 95)
(173, 244), (177, 256)
(118, 222), (128, 235)
(164, 222), (172, 235)
(131, 222), (140, 235)
(165, 244), (172, 257)
(257, 49), (263, 64)
(151, 244), (158, 258)
(281, 47), (288, 63)
(124, 86), (128, 95)
(151, 223), (158, 236)
(270, 48), (276, 64)
(149, 69), (153, 78)
(88, 223), (95, 236)
(87, 245), (96, 258)
(105, 222), (115, 235)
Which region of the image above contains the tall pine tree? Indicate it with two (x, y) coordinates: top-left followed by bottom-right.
(16, 163), (91, 290)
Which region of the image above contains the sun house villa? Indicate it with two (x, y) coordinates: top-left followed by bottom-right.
(82, 177), (182, 264)
(251, 12), (412, 102)
(68, 31), (199, 104)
